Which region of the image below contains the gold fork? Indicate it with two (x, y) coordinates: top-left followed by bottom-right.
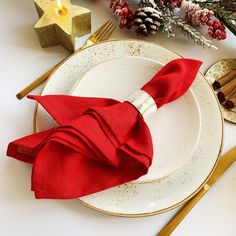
(16, 20), (116, 99)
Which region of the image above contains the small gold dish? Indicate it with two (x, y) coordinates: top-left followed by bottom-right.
(205, 59), (236, 124)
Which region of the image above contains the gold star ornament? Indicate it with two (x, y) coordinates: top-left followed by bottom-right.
(34, 0), (91, 52)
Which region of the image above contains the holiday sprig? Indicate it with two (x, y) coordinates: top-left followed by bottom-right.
(194, 0), (236, 36)
(109, 0), (228, 48)
(181, 1), (226, 40)
(110, 0), (134, 29)
(171, 15), (218, 48)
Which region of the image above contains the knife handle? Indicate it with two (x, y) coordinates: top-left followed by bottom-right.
(157, 186), (209, 236)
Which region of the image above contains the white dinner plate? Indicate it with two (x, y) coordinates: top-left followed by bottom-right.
(35, 40), (223, 217)
(70, 56), (201, 182)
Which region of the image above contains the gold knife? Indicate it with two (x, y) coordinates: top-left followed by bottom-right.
(157, 147), (236, 236)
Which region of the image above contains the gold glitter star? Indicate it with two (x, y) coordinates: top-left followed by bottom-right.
(34, 0), (91, 52)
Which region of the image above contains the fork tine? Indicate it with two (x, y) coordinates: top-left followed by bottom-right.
(89, 20), (112, 39)
(93, 21), (114, 41)
(98, 24), (117, 41)
(96, 22), (116, 42)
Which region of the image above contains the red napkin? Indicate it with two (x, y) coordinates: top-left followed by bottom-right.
(7, 58), (202, 199)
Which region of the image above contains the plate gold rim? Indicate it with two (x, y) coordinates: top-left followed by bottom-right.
(33, 39), (224, 217)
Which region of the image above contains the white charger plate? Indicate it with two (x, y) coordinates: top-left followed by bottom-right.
(35, 40), (223, 216)
(71, 56), (201, 182)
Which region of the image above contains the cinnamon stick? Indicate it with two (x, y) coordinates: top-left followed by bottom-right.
(224, 93), (236, 110)
(217, 78), (236, 103)
(212, 69), (236, 90)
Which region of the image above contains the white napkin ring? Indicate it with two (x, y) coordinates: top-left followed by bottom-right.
(126, 90), (157, 118)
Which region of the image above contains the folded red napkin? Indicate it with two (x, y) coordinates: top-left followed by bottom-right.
(7, 58), (202, 199)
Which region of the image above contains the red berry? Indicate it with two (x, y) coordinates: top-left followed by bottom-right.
(207, 20), (213, 26)
(208, 32), (213, 37)
(123, 8), (128, 14)
(221, 32), (227, 39)
(220, 25), (225, 30)
(215, 29), (221, 35)
(208, 26), (214, 31)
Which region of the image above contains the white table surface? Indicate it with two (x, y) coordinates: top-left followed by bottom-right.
(0, 0), (236, 235)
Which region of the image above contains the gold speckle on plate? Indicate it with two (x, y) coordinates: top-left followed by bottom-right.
(205, 59), (236, 124)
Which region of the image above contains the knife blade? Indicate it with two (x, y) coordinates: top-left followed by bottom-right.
(157, 147), (236, 236)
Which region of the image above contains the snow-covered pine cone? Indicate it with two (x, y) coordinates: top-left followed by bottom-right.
(134, 7), (163, 36)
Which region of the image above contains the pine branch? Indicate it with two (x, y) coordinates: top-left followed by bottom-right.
(137, 0), (218, 49)
(194, 0), (220, 3)
(139, 0), (157, 8)
(162, 10), (175, 37)
(139, 0), (163, 8)
(171, 16), (218, 49)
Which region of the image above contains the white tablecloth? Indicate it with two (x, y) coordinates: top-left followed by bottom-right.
(0, 0), (236, 235)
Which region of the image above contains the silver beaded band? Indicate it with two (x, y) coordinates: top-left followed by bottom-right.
(126, 90), (157, 118)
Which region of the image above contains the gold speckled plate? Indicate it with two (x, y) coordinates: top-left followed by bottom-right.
(35, 40), (223, 217)
(205, 59), (236, 124)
